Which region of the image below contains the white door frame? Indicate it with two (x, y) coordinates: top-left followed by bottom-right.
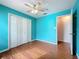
(56, 14), (72, 43)
(56, 9), (73, 55)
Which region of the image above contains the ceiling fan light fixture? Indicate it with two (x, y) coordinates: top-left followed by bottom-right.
(31, 9), (38, 14)
(25, 0), (48, 15)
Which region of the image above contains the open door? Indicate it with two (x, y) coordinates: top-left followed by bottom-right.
(57, 15), (73, 55)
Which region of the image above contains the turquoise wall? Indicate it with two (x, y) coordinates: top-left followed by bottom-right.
(0, 4), (75, 54)
(76, 0), (79, 56)
(0, 5), (36, 52)
(36, 9), (71, 44)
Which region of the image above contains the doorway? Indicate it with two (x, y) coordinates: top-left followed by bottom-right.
(57, 15), (73, 55)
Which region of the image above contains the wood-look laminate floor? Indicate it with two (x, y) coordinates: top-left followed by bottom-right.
(0, 41), (78, 59)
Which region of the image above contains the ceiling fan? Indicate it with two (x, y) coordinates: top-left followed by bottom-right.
(24, 0), (48, 15)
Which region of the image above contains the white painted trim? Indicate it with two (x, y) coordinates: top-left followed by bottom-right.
(56, 14), (72, 44)
(56, 9), (73, 40)
(56, 9), (73, 55)
(56, 14), (58, 45)
(8, 13), (10, 50)
(27, 40), (35, 43)
(69, 9), (73, 55)
(0, 49), (9, 53)
(0, 40), (35, 53)
(36, 39), (57, 45)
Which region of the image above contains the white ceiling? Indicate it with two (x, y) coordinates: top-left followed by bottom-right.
(0, 0), (75, 18)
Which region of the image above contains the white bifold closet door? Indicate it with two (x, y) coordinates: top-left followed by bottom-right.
(10, 15), (18, 48)
(20, 18), (28, 45)
(27, 19), (31, 42)
(10, 14), (31, 48)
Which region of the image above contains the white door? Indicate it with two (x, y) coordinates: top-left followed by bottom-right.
(27, 19), (31, 42)
(10, 15), (18, 48)
(22, 18), (28, 44)
(21, 18), (31, 44)
(64, 15), (73, 55)
(17, 17), (28, 45)
(10, 14), (31, 48)
(17, 17), (23, 46)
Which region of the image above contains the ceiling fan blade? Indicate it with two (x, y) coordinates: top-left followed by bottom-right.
(36, 2), (41, 8)
(38, 2), (41, 6)
(25, 3), (34, 8)
(43, 13), (48, 15)
(38, 8), (48, 12)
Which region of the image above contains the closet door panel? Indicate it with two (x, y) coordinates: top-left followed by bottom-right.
(27, 20), (31, 42)
(17, 18), (22, 46)
(22, 19), (28, 44)
(10, 16), (18, 48)
(17, 18), (28, 45)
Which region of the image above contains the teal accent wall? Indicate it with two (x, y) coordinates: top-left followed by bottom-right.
(0, 5), (36, 52)
(0, 6), (8, 51)
(36, 9), (71, 44)
(76, 0), (79, 56)
(0, 4), (73, 53)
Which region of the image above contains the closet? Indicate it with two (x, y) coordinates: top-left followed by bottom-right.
(9, 14), (31, 48)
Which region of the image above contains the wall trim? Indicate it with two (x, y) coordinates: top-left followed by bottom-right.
(29, 40), (35, 42)
(36, 39), (57, 45)
(56, 9), (73, 43)
(0, 40), (35, 53)
(56, 9), (73, 55)
(0, 49), (9, 53)
(56, 12), (72, 45)
(8, 13), (10, 50)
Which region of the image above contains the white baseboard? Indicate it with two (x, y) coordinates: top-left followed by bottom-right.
(28, 40), (35, 43)
(77, 54), (79, 59)
(30, 40), (35, 42)
(35, 39), (57, 45)
(0, 40), (35, 53)
(0, 39), (56, 53)
(0, 48), (9, 53)
(35, 39), (74, 55)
